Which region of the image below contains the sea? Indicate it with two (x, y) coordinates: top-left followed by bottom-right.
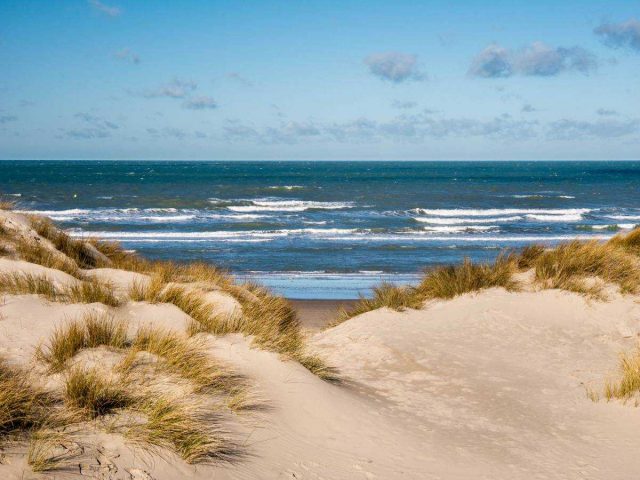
(1, 160), (639, 299)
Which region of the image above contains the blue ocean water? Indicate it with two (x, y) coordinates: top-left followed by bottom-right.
(2, 160), (639, 298)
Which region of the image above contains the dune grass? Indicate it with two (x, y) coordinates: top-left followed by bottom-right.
(0, 272), (60, 300)
(15, 241), (80, 277)
(126, 396), (230, 464)
(29, 216), (104, 269)
(65, 277), (121, 306)
(0, 359), (51, 438)
(120, 327), (237, 394)
(0, 200), (16, 210)
(63, 367), (132, 419)
(335, 283), (422, 324)
(604, 347), (640, 402)
(417, 255), (518, 299)
(530, 240), (640, 296)
(38, 312), (128, 372)
(0, 272), (121, 306)
(337, 256), (518, 324)
(27, 429), (78, 473)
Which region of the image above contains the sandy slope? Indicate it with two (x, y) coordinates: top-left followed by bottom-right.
(2, 211), (640, 479)
(313, 288), (640, 479)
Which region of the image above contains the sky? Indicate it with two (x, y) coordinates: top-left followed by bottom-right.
(0, 0), (639, 160)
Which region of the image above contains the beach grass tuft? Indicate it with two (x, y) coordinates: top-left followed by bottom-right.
(38, 312), (128, 372)
(126, 396), (230, 464)
(417, 255), (518, 300)
(121, 326), (237, 394)
(15, 241), (81, 277)
(531, 240), (640, 295)
(65, 277), (122, 306)
(336, 282), (422, 323)
(604, 346), (640, 402)
(0, 358), (51, 438)
(63, 366), (131, 419)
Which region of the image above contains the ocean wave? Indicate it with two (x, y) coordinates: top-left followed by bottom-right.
(414, 216), (522, 224)
(17, 208), (270, 223)
(422, 226), (498, 233)
(228, 200), (354, 212)
(412, 208), (590, 217)
(68, 228), (358, 240)
(68, 228), (613, 244)
(510, 194), (575, 199)
(605, 215), (640, 221)
(524, 213), (583, 222)
(267, 185), (304, 190)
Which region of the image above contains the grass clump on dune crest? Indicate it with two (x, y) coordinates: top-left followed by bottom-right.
(65, 277), (121, 306)
(0, 199), (16, 210)
(336, 283), (422, 324)
(416, 255), (518, 300)
(608, 228), (640, 254)
(63, 367), (131, 419)
(121, 327), (237, 394)
(0, 272), (121, 306)
(29, 216), (104, 269)
(0, 272), (59, 300)
(15, 241), (80, 277)
(531, 240), (640, 295)
(37, 312), (127, 372)
(604, 347), (640, 402)
(337, 256), (518, 324)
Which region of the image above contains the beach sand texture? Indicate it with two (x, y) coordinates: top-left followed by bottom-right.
(1, 208), (640, 479)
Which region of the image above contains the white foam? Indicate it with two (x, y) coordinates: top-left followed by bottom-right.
(267, 185), (304, 190)
(525, 213), (583, 222)
(412, 208), (590, 217)
(422, 226), (497, 233)
(414, 216), (522, 224)
(68, 228), (357, 240)
(19, 209), (91, 216)
(228, 200), (353, 212)
(606, 215), (640, 220)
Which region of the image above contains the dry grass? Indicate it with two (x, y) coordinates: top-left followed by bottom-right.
(29, 216), (103, 269)
(336, 283), (422, 323)
(90, 239), (151, 272)
(63, 367), (131, 419)
(336, 256), (518, 324)
(0, 199), (16, 210)
(608, 228), (640, 254)
(604, 346), (640, 402)
(126, 396), (231, 464)
(65, 277), (122, 306)
(531, 240), (640, 295)
(0, 272), (59, 300)
(417, 255), (519, 300)
(27, 429), (78, 472)
(0, 272), (121, 306)
(121, 327), (236, 394)
(15, 241), (80, 277)
(38, 312), (128, 372)
(0, 359), (51, 438)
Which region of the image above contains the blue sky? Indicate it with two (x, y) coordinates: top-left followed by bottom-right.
(0, 0), (639, 160)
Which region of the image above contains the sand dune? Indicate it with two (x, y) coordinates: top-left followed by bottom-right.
(1, 209), (640, 479)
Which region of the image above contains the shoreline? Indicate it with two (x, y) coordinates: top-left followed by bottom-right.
(289, 299), (359, 330)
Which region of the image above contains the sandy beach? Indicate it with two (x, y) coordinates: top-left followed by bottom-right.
(2, 208), (640, 479)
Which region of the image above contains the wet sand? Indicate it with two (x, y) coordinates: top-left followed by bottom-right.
(289, 299), (359, 330)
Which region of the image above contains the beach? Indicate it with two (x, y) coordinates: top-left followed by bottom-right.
(2, 206), (640, 479)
